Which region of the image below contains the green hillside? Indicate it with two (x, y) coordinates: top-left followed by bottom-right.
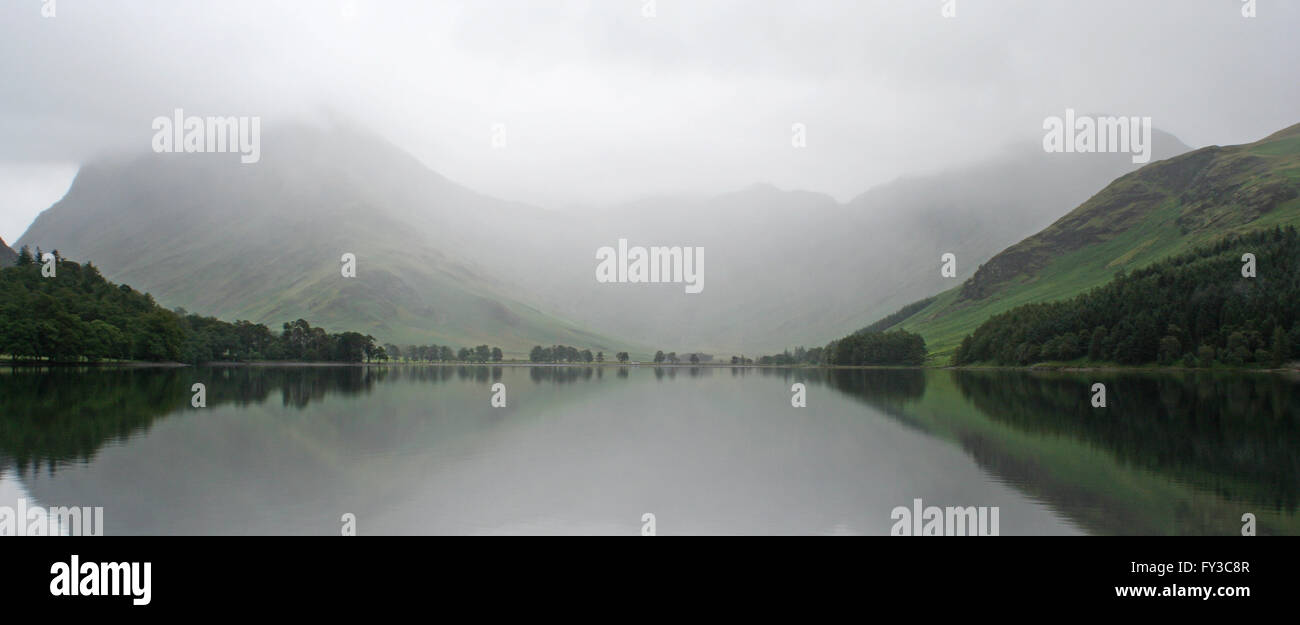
(951, 227), (1299, 367)
(886, 122), (1300, 364)
(15, 125), (633, 358)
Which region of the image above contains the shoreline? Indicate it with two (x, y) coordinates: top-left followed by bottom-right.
(4, 360), (1297, 374)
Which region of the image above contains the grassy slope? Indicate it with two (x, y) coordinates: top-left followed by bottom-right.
(86, 225), (633, 359)
(891, 126), (1300, 364)
(16, 166), (639, 360)
(182, 251), (628, 359)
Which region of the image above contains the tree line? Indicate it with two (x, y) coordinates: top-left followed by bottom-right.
(527, 345), (625, 363)
(385, 343), (503, 363)
(752, 346), (824, 366)
(951, 227), (1300, 367)
(652, 350), (712, 364)
(2, 249), (382, 363)
(823, 329), (927, 366)
(747, 333), (924, 367)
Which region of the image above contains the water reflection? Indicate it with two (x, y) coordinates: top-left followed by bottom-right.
(1, 365), (1296, 535)
(954, 370), (1300, 505)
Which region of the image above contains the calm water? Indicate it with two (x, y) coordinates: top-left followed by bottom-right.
(1, 365), (1297, 535)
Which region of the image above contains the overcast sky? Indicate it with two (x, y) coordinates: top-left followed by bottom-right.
(1, 0), (1297, 242)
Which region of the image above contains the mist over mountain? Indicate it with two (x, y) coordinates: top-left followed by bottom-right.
(16, 119), (1188, 355)
(886, 122), (1300, 361)
(15, 122), (620, 355)
(488, 127), (1190, 353)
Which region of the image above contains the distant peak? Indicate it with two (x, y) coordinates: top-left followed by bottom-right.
(714, 182), (838, 207)
(727, 182), (823, 198)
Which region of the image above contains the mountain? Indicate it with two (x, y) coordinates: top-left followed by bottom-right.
(16, 119), (1187, 356)
(15, 123), (624, 356)
(949, 227), (1300, 367)
(882, 122), (1300, 362)
(470, 131), (1189, 354)
(0, 237), (15, 266)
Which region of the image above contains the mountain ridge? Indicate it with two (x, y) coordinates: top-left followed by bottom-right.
(16, 124), (627, 356)
(884, 121), (1300, 362)
(17, 119), (1191, 355)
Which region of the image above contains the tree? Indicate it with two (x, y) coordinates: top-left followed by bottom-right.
(334, 331), (371, 362)
(1087, 327), (1107, 361)
(1272, 326), (1289, 367)
(827, 330), (926, 366)
(1255, 348), (1271, 365)
(140, 310), (184, 361)
(581, 349), (593, 363)
(954, 336), (973, 364)
(616, 351), (629, 363)
(491, 347), (503, 362)
(1197, 345), (1216, 368)
(653, 350), (665, 363)
(806, 347), (823, 364)
(596, 351), (604, 362)
(85, 320), (125, 361)
(689, 353), (700, 364)
(1158, 336), (1181, 366)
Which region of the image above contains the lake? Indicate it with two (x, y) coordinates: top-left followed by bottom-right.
(1, 365), (1296, 535)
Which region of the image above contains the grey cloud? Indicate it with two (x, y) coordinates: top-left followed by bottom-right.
(0, 0), (1297, 214)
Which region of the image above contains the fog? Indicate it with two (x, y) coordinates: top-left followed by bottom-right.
(2, 1), (1298, 353)
(2, 0), (1298, 242)
(12, 119), (1189, 353)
